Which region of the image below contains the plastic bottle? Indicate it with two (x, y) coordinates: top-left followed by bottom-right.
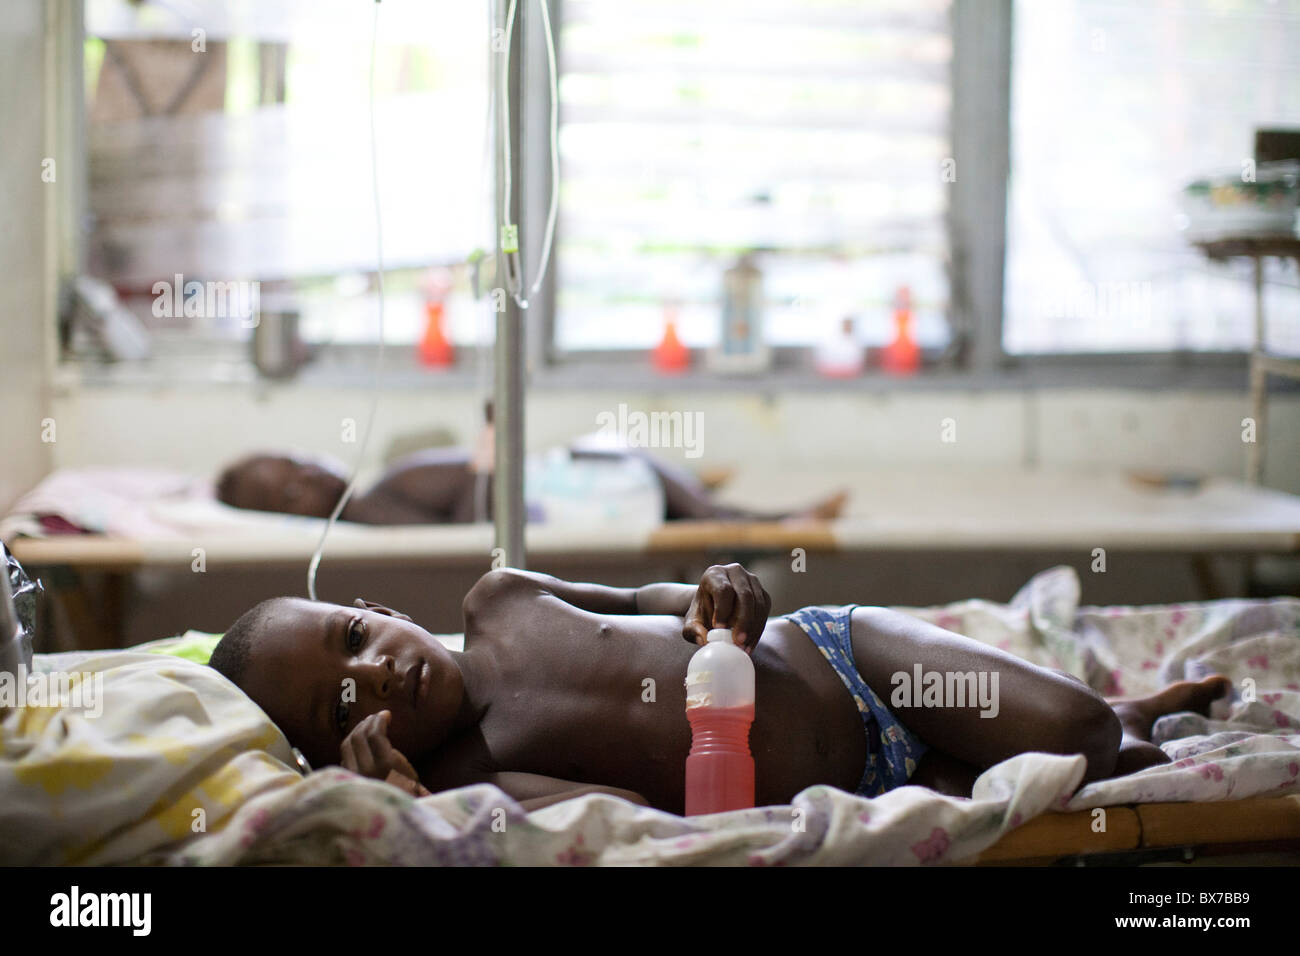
(710, 253), (771, 373)
(684, 627), (755, 815)
(814, 315), (865, 378)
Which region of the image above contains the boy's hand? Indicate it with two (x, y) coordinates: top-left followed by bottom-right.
(682, 563), (771, 653)
(340, 710), (431, 797)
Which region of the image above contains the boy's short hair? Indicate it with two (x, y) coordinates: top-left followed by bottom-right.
(209, 597), (286, 688)
(213, 464), (243, 507)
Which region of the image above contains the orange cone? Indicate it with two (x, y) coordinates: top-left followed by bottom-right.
(653, 307), (690, 373)
(880, 286), (919, 375)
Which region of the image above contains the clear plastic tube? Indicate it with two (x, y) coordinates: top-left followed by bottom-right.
(498, 0), (560, 310)
(307, 0), (387, 602)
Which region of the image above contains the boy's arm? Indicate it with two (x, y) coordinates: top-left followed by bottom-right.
(365, 450), (477, 518)
(342, 491), (440, 525)
(475, 568), (694, 616)
(487, 771), (650, 811)
(469, 566), (769, 647)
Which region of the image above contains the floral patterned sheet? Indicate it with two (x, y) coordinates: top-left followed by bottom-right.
(6, 566), (1298, 865)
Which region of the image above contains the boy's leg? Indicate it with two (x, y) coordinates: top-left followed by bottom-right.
(849, 607), (1227, 785)
(1106, 678), (1233, 774)
(849, 606), (1122, 782)
(1045, 667), (1175, 774)
(907, 749), (983, 797)
(847, 613), (1232, 785)
(907, 676), (1232, 797)
(908, 666), (1102, 797)
(605, 448), (849, 521)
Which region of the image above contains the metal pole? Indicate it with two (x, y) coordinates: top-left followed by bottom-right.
(948, 0), (1013, 371)
(493, 0), (526, 569)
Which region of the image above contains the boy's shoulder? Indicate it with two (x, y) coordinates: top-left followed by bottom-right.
(462, 568), (533, 622)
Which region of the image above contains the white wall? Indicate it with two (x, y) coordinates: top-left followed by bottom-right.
(0, 1), (55, 512)
(45, 381), (1300, 496)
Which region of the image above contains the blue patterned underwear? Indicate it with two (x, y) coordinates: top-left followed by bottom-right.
(784, 604), (928, 797)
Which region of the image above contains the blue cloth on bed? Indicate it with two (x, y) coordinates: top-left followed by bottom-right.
(785, 604), (928, 797)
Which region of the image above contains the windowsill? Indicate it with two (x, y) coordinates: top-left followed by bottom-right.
(53, 347), (1267, 394)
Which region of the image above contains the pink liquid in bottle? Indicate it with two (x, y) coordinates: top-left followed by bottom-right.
(684, 628), (755, 815)
(685, 703), (755, 815)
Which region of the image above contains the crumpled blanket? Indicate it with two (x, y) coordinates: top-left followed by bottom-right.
(0, 467), (212, 539)
(6, 566), (1298, 865)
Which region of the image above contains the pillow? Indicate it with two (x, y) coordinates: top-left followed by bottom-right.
(135, 630), (223, 665)
(1, 648), (301, 864)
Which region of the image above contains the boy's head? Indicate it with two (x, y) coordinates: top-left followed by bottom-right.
(210, 597), (464, 770)
(215, 454), (348, 519)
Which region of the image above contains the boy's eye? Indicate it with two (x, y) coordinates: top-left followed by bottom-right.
(347, 617), (366, 652)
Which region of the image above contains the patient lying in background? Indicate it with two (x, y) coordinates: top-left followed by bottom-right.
(209, 564), (1230, 813)
(215, 444), (848, 525)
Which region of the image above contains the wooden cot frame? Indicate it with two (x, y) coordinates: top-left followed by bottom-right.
(974, 796), (1300, 865)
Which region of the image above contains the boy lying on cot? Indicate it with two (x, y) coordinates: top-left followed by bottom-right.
(215, 433), (847, 525)
(209, 564), (1230, 813)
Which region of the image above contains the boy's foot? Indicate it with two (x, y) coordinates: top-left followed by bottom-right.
(1106, 675), (1232, 743)
(784, 489), (850, 522)
(696, 466), (734, 492)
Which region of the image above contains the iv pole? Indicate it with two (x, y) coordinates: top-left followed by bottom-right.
(493, 0), (527, 570)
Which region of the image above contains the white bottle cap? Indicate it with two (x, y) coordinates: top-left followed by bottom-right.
(687, 627), (755, 709)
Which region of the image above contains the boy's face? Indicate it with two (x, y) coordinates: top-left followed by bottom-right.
(239, 598), (464, 770)
(224, 455), (347, 518)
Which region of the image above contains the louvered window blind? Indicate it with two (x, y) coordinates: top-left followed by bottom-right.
(553, 0), (954, 352)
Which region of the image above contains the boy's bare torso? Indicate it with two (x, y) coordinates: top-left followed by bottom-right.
(416, 593), (868, 814)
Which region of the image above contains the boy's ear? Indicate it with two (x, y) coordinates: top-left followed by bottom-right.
(352, 598), (412, 623)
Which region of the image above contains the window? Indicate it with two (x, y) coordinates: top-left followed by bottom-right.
(76, 1), (1295, 376)
(553, 0), (954, 354)
(1004, 0), (1300, 355)
(81, 0), (493, 355)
